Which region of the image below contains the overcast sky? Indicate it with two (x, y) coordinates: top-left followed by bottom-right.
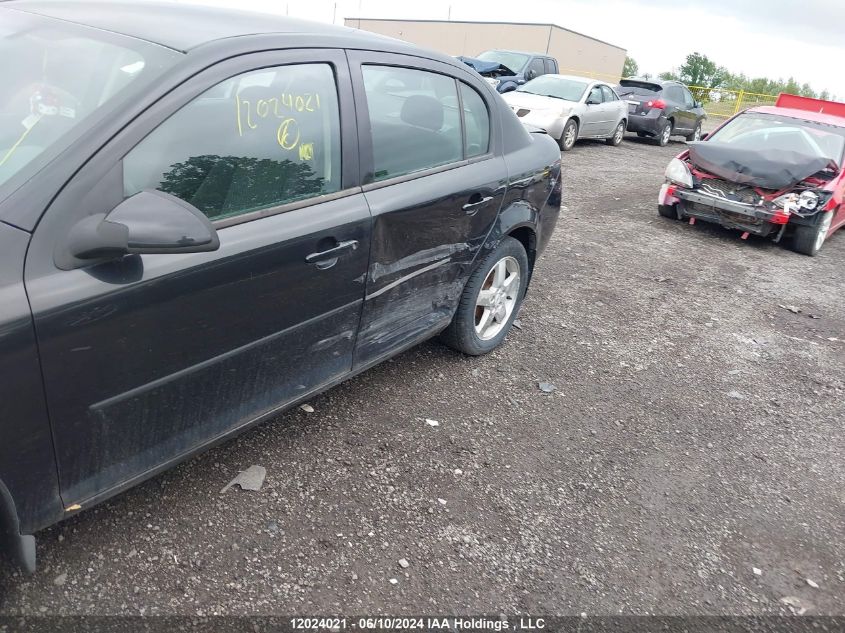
(178, 0), (843, 98)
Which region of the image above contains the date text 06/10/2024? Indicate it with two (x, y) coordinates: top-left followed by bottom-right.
(289, 617), (547, 630)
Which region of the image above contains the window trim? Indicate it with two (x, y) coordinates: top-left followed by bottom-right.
(210, 185), (362, 229)
(458, 80), (492, 160)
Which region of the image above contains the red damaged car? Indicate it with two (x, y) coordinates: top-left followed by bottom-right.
(657, 94), (845, 256)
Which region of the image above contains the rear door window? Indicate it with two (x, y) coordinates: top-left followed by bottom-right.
(666, 85), (685, 104)
(543, 58), (556, 75)
(362, 65), (462, 181)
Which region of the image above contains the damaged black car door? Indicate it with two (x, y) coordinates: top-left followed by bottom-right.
(24, 50), (371, 508)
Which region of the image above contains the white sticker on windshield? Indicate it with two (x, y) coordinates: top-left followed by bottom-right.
(59, 106), (76, 119)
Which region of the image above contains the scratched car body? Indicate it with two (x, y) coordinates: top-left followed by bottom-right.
(0, 1), (561, 570)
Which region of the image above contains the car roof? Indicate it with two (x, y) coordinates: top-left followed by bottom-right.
(748, 106), (845, 129)
(487, 49), (550, 58)
(2, 0), (393, 52)
(539, 74), (603, 84)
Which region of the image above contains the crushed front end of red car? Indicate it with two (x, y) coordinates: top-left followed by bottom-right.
(657, 94), (845, 254)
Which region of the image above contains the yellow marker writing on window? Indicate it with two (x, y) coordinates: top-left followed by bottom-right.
(277, 118), (300, 150)
(298, 142), (314, 161)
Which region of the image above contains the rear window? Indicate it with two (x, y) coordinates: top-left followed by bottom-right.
(617, 80), (662, 97)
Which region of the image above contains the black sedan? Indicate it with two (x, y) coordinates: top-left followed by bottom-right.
(0, 1), (561, 571)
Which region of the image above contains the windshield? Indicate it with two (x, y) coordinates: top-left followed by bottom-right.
(0, 12), (180, 190)
(708, 112), (845, 167)
(476, 51), (529, 73)
(517, 76), (588, 102)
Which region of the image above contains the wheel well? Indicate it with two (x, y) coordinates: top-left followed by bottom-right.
(508, 227), (537, 272)
(0, 479), (36, 573)
(568, 116), (580, 129)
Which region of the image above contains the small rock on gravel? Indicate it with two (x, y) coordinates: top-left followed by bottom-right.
(398, 558), (409, 569)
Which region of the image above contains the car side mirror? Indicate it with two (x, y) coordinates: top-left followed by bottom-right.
(66, 190), (220, 263)
(694, 101), (703, 108)
(525, 69), (537, 81)
(699, 132), (709, 140)
(586, 97), (600, 106)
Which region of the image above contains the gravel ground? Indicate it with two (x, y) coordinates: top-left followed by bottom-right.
(1, 130), (843, 617)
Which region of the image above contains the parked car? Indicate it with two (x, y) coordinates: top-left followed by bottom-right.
(0, 0), (562, 571)
(458, 50), (559, 93)
(502, 75), (628, 151)
(615, 78), (707, 146)
(658, 94), (845, 256)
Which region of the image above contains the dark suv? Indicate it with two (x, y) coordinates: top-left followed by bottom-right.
(616, 79), (707, 146)
(0, 0), (562, 571)
(458, 50), (559, 93)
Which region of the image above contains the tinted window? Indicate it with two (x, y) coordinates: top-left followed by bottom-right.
(616, 80), (662, 97)
(682, 87), (695, 107)
(600, 85), (617, 101)
(124, 64), (341, 221)
(362, 65), (462, 181)
(527, 58), (545, 78)
(460, 83), (490, 158)
(666, 85), (685, 104)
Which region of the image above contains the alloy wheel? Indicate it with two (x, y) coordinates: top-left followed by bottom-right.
(564, 123), (577, 149)
(614, 123), (624, 144)
(474, 256), (521, 340)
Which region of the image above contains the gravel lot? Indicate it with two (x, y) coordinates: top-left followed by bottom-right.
(1, 130), (843, 617)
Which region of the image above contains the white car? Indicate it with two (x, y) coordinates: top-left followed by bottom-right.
(502, 74), (628, 151)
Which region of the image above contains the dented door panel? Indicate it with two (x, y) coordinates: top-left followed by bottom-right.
(355, 159), (508, 366)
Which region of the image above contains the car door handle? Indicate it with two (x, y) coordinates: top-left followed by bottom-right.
(305, 239), (358, 265)
(462, 195), (494, 215)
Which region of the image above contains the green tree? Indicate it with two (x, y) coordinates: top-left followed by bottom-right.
(678, 52), (727, 89)
(658, 70), (678, 81)
(622, 56), (639, 77)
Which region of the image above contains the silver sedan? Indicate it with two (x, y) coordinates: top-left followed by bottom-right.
(502, 74), (628, 151)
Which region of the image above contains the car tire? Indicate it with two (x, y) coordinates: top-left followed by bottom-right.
(656, 120), (672, 146)
(559, 119), (578, 151)
(439, 237), (529, 356)
(606, 120), (625, 146)
(790, 211), (834, 256)
(686, 121), (702, 142)
(658, 204), (679, 220)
